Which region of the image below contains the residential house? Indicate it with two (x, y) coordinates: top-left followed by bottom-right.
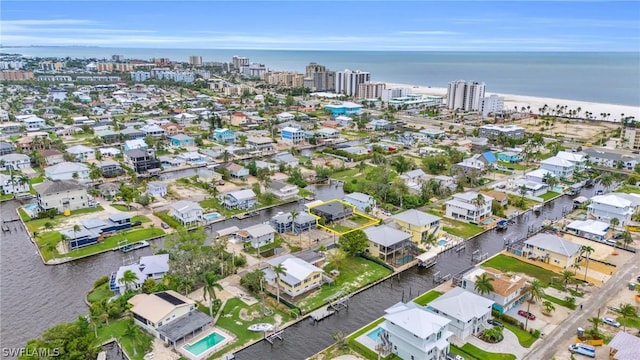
(41, 149), (64, 166)
(292, 212), (317, 234)
(141, 124), (165, 138)
(343, 192), (376, 212)
(364, 225), (413, 266)
(95, 129), (119, 144)
(230, 112), (250, 126)
(222, 189), (257, 209)
(316, 127), (340, 139)
(212, 128), (236, 144)
(391, 209), (441, 245)
(146, 181), (167, 197)
(169, 200), (203, 226)
(123, 139), (148, 151)
(452, 154), (489, 174)
(264, 254), (325, 298)
(176, 151), (207, 165)
(34, 179), (89, 213)
(497, 151), (521, 163)
(111, 254), (169, 295)
(587, 194), (635, 226)
(0, 173), (30, 194)
(237, 223), (276, 248)
(276, 112), (295, 121)
(225, 163), (249, 179)
(583, 148), (640, 171)
(120, 127), (146, 140)
(124, 149), (160, 174)
(267, 180), (299, 200)
(556, 151), (586, 172)
(418, 128), (445, 139)
(45, 162), (90, 181)
(512, 179), (549, 197)
(66, 145), (96, 162)
(425, 287), (494, 341)
(160, 123), (183, 136)
(540, 156), (575, 179)
(525, 168), (556, 184)
(0, 141), (16, 156)
(522, 233), (582, 268)
(173, 113), (198, 125)
(566, 219), (610, 243)
(0, 153), (31, 170)
(273, 152), (299, 167)
(17, 115), (46, 130)
(480, 190), (508, 207)
(168, 134), (195, 148)
(246, 136), (274, 152)
(478, 124), (525, 139)
(445, 191), (493, 223)
(379, 302), (452, 360)
(98, 160), (124, 178)
(281, 126), (305, 143)
(399, 169), (429, 190)
(99, 147), (121, 158)
(98, 182), (119, 199)
(461, 267), (528, 313)
(270, 212), (294, 233)
(254, 160), (278, 172)
(434, 175), (456, 190)
(310, 202), (353, 223)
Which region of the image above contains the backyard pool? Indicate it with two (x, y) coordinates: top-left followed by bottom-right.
(204, 212), (222, 221)
(367, 327), (383, 342)
(21, 203), (39, 218)
(182, 331), (227, 357)
(436, 239), (449, 247)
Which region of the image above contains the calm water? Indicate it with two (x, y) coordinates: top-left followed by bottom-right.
(2, 47), (639, 106)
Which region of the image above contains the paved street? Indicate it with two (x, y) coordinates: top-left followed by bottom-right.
(523, 250), (640, 360)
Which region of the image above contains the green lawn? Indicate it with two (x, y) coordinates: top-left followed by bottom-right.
(24, 206), (105, 233)
(538, 191), (561, 201)
(131, 215), (151, 223)
(153, 210), (182, 229)
(503, 323), (537, 348)
(87, 282), (113, 304)
(441, 218), (485, 239)
(497, 161), (531, 171)
(111, 204), (130, 211)
(329, 224), (352, 232)
(451, 344), (516, 360)
(199, 198), (222, 211)
(243, 237), (284, 256)
(351, 214), (377, 225)
(617, 316), (640, 329)
(95, 318), (152, 360)
(332, 168), (362, 180)
(616, 186), (640, 194)
(412, 290), (443, 306)
(481, 255), (558, 285)
(296, 256), (392, 312)
(209, 297), (295, 359)
(0, 193), (14, 201)
(542, 293), (576, 309)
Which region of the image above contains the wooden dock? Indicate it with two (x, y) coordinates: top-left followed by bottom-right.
(309, 308), (336, 322)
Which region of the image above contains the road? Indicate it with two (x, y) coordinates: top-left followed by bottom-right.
(523, 250), (640, 360)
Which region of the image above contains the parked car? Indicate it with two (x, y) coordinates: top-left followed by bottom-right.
(602, 317), (621, 327)
(636, 275), (640, 283)
(487, 319), (504, 328)
(161, 222), (169, 229)
(518, 310), (536, 320)
(569, 343), (596, 358)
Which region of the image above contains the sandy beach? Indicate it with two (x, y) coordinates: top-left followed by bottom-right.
(385, 82), (640, 121)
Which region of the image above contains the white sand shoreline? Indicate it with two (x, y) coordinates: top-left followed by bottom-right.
(384, 82), (640, 121)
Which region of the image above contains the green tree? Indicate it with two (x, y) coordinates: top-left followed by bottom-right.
(338, 229), (369, 256)
(391, 155), (413, 175)
(525, 279), (544, 330)
(610, 217), (620, 233)
(542, 300), (556, 314)
(121, 320), (143, 356)
(118, 269), (139, 292)
(560, 270), (574, 289)
(21, 317), (98, 360)
(474, 272), (495, 296)
(587, 317), (603, 339)
(273, 263), (287, 303)
(141, 278), (157, 294)
(240, 269), (265, 295)
(580, 245), (595, 282)
(621, 230), (633, 249)
(202, 272), (223, 323)
(619, 303), (637, 332)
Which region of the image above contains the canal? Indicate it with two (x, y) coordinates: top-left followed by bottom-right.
(0, 184), (596, 356)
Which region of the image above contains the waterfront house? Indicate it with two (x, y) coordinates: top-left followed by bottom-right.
(525, 168), (556, 184)
(246, 136), (274, 152)
(461, 267), (528, 313)
(343, 192), (376, 212)
(222, 189), (257, 210)
(0, 153), (31, 170)
(98, 182), (119, 199)
(480, 190), (508, 207)
(270, 212), (293, 233)
(583, 148), (640, 171)
(169, 200), (203, 226)
(273, 152), (299, 167)
(0, 173), (30, 195)
(111, 254), (169, 295)
(497, 151), (522, 163)
(316, 127), (340, 139)
(266, 180), (299, 200)
(42, 149), (64, 166)
(168, 134), (195, 148)
(566, 219), (610, 243)
(425, 287), (494, 341)
(212, 128), (236, 144)
(66, 144), (96, 162)
(123, 139), (148, 151)
(146, 181), (167, 197)
(310, 202), (353, 223)
(124, 149), (160, 174)
(34, 179), (89, 213)
(281, 126), (305, 143)
(0, 141), (16, 156)
(523, 233), (582, 268)
(98, 160), (124, 178)
(445, 191), (493, 223)
(379, 302), (452, 360)
(225, 163), (249, 179)
(264, 254), (325, 298)
(556, 151), (586, 172)
(45, 162), (90, 181)
(128, 290), (211, 348)
(391, 209), (441, 245)
(292, 212), (317, 234)
(254, 160), (278, 172)
(588, 194), (637, 226)
(512, 179), (549, 197)
(364, 225), (413, 266)
(540, 156), (575, 179)
(237, 223), (276, 248)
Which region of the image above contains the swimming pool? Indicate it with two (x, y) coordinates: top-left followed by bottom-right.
(23, 203), (38, 211)
(204, 212), (221, 221)
(183, 331), (226, 357)
(437, 239), (448, 247)
(367, 327), (383, 342)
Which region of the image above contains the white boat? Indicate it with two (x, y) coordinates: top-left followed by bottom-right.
(118, 240), (150, 253)
(248, 323), (274, 332)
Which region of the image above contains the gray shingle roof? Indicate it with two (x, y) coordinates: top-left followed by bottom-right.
(33, 179), (84, 195)
(524, 233), (582, 256)
(364, 225), (411, 247)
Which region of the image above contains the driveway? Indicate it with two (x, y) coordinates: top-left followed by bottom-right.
(466, 328), (529, 359)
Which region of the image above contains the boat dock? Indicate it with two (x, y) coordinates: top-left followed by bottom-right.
(234, 211), (259, 220)
(309, 308), (336, 322)
(416, 252), (437, 268)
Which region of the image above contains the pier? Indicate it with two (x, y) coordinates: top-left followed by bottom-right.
(416, 252), (437, 268)
(309, 308), (336, 322)
(265, 329), (284, 344)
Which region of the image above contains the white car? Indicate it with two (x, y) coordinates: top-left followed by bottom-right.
(602, 317), (621, 327)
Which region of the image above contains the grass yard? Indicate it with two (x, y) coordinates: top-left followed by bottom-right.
(296, 256), (392, 312)
(451, 344), (516, 360)
(154, 210), (182, 229)
(481, 255), (558, 285)
(412, 290), (443, 306)
(616, 186), (640, 194)
(497, 161), (531, 171)
(617, 316), (640, 329)
(507, 194), (538, 211)
(24, 206), (106, 233)
(87, 282), (113, 304)
(111, 204), (130, 211)
(199, 198), (222, 211)
(441, 218), (485, 239)
(503, 323), (537, 348)
(329, 224), (352, 232)
(351, 214), (377, 225)
(538, 191), (561, 201)
(542, 293), (576, 309)
(332, 168), (362, 180)
(95, 318), (153, 360)
(131, 215), (151, 223)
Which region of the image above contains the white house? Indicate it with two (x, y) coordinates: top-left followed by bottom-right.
(169, 200), (203, 226)
(556, 151), (586, 172)
(445, 191), (493, 223)
(425, 287), (494, 341)
(512, 179), (548, 197)
(461, 267), (528, 313)
(111, 254), (169, 295)
(267, 180), (299, 200)
(588, 194), (635, 226)
(540, 156), (575, 179)
(276, 112), (295, 121)
(400, 169), (429, 191)
(0, 153), (31, 170)
(343, 192), (376, 212)
(525, 168), (555, 184)
(566, 219), (610, 243)
(44, 162), (90, 181)
(34, 179), (89, 213)
(237, 223), (276, 248)
(379, 302), (452, 360)
(17, 115), (46, 130)
(0, 173), (30, 194)
(263, 254), (325, 298)
(66, 145), (96, 162)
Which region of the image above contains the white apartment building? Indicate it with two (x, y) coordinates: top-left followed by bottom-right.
(130, 71), (151, 82)
(480, 94), (504, 117)
(478, 124), (525, 139)
(588, 194), (635, 226)
(540, 156), (575, 178)
(447, 80), (486, 111)
(357, 82), (386, 100)
(335, 69), (371, 97)
(381, 87), (411, 102)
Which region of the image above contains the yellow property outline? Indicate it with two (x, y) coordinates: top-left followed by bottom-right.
(306, 198), (379, 236)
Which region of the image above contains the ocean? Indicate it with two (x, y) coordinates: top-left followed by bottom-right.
(2, 46), (639, 106)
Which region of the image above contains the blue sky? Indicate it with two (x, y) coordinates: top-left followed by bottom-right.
(2, 1), (639, 51)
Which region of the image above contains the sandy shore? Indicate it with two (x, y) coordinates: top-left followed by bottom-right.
(385, 82), (640, 121)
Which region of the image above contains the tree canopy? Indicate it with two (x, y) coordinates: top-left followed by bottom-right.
(338, 230), (369, 256)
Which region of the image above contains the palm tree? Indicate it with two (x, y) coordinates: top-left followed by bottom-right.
(222, 150), (231, 162)
(621, 230), (633, 249)
(44, 222), (54, 232)
(72, 224), (81, 249)
(599, 175), (613, 192)
(525, 279), (544, 330)
(272, 263), (287, 303)
(580, 245), (595, 282)
(474, 193), (486, 220)
(474, 273), (495, 296)
(118, 269), (139, 292)
(542, 300), (556, 315)
(587, 317), (603, 339)
(610, 217), (620, 233)
(391, 156), (413, 175)
(560, 270), (574, 289)
(619, 303), (637, 332)
(122, 320), (142, 355)
(202, 272), (223, 324)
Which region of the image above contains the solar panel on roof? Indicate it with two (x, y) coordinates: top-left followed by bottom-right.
(155, 291), (185, 305)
